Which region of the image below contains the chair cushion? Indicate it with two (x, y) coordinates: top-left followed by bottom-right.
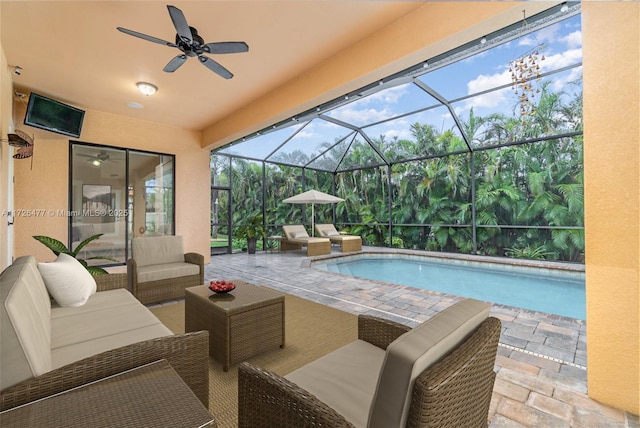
(367, 298), (490, 428)
(51, 288), (172, 368)
(323, 230), (340, 237)
(137, 262), (200, 283)
(38, 253), (97, 307)
(285, 339), (386, 428)
(282, 225), (308, 239)
(132, 235), (184, 267)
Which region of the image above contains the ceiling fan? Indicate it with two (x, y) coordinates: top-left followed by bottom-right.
(117, 5), (249, 79)
(77, 150), (121, 166)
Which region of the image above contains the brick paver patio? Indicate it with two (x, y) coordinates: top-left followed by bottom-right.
(201, 247), (637, 427)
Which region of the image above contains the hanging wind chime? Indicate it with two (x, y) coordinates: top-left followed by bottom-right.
(509, 11), (545, 124)
(5, 129), (35, 170)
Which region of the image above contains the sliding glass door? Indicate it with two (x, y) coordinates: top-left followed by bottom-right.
(70, 143), (174, 266)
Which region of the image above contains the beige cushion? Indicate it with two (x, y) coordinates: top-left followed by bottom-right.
(324, 230), (340, 237)
(51, 289), (172, 368)
(132, 235), (185, 267)
(137, 262), (200, 283)
(291, 231), (308, 239)
(368, 298), (490, 428)
(0, 256), (52, 390)
(286, 339), (386, 427)
(282, 225), (308, 239)
(38, 253), (97, 307)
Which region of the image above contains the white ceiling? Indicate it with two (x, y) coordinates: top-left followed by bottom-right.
(1, 1), (422, 132)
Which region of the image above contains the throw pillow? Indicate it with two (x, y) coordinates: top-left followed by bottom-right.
(324, 230), (340, 237)
(292, 231), (308, 238)
(38, 253), (97, 307)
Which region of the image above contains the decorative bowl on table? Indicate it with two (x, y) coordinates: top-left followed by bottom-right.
(209, 280), (236, 294)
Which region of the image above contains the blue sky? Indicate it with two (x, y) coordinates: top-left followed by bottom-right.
(221, 13), (582, 161)
(327, 13), (583, 142)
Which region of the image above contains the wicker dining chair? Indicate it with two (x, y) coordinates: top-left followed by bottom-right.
(238, 313), (501, 428)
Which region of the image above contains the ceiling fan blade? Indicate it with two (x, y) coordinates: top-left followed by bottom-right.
(203, 42), (249, 55)
(163, 54), (188, 72)
(117, 27), (176, 47)
(167, 5), (192, 43)
(198, 55), (233, 79)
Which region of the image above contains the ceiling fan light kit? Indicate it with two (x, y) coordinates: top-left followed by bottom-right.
(136, 82), (158, 96)
(117, 5), (248, 79)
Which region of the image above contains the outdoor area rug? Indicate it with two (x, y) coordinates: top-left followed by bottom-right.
(151, 290), (358, 428)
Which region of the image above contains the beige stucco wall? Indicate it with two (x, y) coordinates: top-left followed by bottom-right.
(582, 2), (639, 414)
(10, 102), (210, 264)
(0, 42), (11, 268)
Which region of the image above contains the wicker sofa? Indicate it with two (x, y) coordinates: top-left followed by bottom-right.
(127, 235), (204, 304)
(239, 298), (501, 428)
(0, 255), (211, 415)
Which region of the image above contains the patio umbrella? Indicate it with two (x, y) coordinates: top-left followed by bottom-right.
(282, 189), (344, 236)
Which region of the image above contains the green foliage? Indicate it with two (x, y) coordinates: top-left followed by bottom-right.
(213, 81), (585, 263)
(235, 214), (266, 240)
(384, 235), (405, 249)
(32, 234), (116, 275)
(505, 245), (554, 260)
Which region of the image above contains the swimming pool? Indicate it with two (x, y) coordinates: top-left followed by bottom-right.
(312, 253), (586, 319)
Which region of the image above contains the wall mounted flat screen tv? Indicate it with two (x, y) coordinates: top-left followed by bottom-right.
(24, 92), (85, 138)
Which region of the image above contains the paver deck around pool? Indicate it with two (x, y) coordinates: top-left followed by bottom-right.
(198, 247), (637, 427)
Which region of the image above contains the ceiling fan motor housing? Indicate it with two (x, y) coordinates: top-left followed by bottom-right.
(176, 27), (205, 56)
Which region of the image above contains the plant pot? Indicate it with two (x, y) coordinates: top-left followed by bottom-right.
(247, 238), (257, 254)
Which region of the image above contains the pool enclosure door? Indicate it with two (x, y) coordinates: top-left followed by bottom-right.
(211, 187), (231, 255)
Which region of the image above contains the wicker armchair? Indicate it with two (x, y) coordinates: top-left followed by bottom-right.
(239, 312), (501, 428)
(127, 235), (204, 304)
(0, 273), (212, 416)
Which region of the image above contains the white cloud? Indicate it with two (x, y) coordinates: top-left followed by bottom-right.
(330, 107), (392, 125)
(295, 129), (320, 139)
(561, 30), (582, 49)
(462, 69), (512, 110)
(365, 84), (408, 105)
(542, 47), (582, 70)
(379, 128), (413, 141)
(328, 85), (409, 125)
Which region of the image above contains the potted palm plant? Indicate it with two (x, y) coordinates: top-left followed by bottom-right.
(236, 214), (266, 254)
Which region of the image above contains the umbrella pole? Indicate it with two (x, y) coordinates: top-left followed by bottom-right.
(311, 204), (315, 236)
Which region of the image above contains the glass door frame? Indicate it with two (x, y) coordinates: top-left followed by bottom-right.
(210, 186), (231, 255)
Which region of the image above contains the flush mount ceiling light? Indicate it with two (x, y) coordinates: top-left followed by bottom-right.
(136, 82), (158, 96)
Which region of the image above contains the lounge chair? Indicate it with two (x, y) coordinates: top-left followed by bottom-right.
(315, 223), (362, 252)
(238, 298), (501, 428)
(281, 225), (331, 256)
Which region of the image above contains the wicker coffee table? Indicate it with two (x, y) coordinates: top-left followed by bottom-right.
(185, 281), (285, 371)
(0, 360), (215, 427)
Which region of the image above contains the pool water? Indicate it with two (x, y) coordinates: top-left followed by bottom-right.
(313, 255), (585, 319)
